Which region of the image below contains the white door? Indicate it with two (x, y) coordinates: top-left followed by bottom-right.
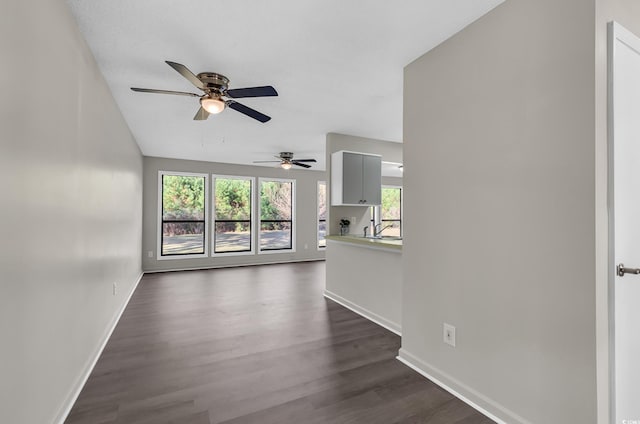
(610, 22), (640, 424)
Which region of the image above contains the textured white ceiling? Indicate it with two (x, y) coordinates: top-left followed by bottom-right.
(66, 0), (503, 170)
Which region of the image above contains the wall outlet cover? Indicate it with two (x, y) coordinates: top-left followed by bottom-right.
(443, 323), (456, 347)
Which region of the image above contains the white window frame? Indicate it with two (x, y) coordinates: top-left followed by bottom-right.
(258, 177), (296, 254)
(211, 175), (256, 257)
(317, 180), (327, 250)
(157, 170), (209, 260)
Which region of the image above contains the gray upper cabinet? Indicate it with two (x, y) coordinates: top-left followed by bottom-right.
(331, 151), (382, 206)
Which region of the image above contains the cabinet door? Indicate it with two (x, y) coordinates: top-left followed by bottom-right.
(362, 154), (381, 205)
(342, 152), (364, 204)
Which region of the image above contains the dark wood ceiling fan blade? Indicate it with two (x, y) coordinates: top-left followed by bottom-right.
(226, 86), (278, 98)
(227, 101), (271, 123)
(131, 87), (200, 97)
(165, 61), (205, 90)
(291, 159), (316, 162)
(292, 161), (312, 168)
(193, 106), (209, 120)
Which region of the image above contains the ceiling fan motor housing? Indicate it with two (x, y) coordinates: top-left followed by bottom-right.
(197, 72), (229, 93)
(280, 152), (294, 160)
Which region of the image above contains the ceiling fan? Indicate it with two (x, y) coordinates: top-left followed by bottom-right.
(253, 152), (317, 169)
(131, 61), (277, 122)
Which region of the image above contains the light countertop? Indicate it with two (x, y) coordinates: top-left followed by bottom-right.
(325, 235), (402, 251)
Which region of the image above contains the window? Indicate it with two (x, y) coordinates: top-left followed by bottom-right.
(213, 176), (253, 254)
(372, 186), (402, 237)
(318, 181), (327, 248)
(259, 179), (294, 251)
(159, 172), (207, 257)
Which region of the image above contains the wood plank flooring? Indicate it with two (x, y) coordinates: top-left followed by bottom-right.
(65, 262), (493, 424)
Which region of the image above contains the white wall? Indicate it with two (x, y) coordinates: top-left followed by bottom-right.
(325, 240), (402, 334)
(143, 156), (326, 272)
(401, 1), (598, 423)
(0, 1), (143, 423)
(326, 133), (403, 236)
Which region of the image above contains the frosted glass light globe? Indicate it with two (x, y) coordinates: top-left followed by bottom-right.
(200, 96), (225, 114)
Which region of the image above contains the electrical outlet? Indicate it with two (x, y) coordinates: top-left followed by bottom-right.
(304, 243), (308, 250)
(147, 250), (153, 258)
(112, 282), (118, 296)
(443, 323), (456, 347)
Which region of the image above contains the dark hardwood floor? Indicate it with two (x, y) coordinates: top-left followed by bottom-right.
(65, 262), (493, 424)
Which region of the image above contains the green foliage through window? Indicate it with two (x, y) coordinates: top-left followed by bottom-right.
(161, 173), (206, 255)
(162, 175), (205, 220)
(381, 188), (401, 220)
(260, 180), (293, 250)
(260, 181), (292, 222)
(375, 187), (402, 237)
(213, 177), (253, 254)
(215, 178), (251, 233)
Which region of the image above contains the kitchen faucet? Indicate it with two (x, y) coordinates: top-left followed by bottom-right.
(373, 223), (393, 237)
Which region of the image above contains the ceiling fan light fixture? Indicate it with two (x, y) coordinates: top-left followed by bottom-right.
(200, 96), (226, 114)
(281, 161), (292, 170)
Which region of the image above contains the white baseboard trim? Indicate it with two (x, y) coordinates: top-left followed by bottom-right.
(54, 271), (144, 424)
(396, 348), (531, 424)
(144, 258), (325, 274)
(323, 289), (401, 336)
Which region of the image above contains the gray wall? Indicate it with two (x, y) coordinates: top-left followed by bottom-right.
(0, 1), (143, 423)
(594, 1), (640, 422)
(143, 156), (326, 272)
(326, 133), (403, 236)
(401, 1), (597, 423)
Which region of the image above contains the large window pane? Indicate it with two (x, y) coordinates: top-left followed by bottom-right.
(214, 177), (252, 254)
(214, 222), (251, 252)
(161, 173), (206, 256)
(260, 181), (292, 220)
(162, 175), (205, 220)
(162, 222), (205, 255)
(260, 221), (292, 250)
(260, 180), (293, 251)
(318, 181), (326, 248)
(215, 178), (251, 220)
